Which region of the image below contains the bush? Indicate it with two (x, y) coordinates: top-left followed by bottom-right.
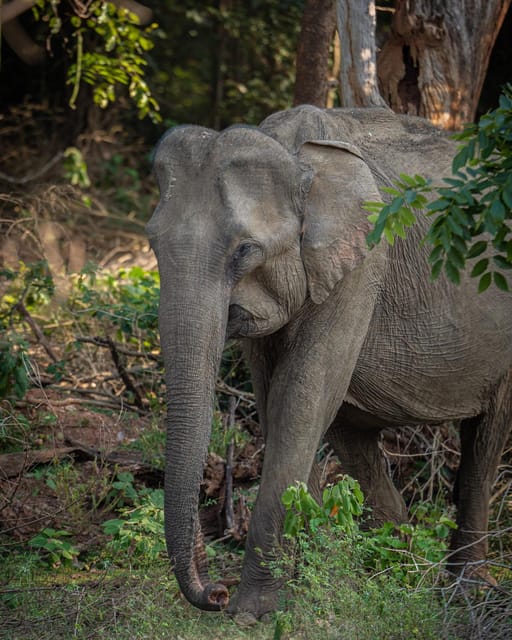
(275, 479), (457, 639)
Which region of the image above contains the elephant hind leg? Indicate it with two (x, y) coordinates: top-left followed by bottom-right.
(449, 369), (512, 579)
(325, 410), (407, 527)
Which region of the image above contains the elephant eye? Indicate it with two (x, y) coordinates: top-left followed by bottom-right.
(233, 241), (254, 262)
(229, 241), (262, 281)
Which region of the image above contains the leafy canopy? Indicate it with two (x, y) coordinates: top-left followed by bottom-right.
(365, 85), (512, 292)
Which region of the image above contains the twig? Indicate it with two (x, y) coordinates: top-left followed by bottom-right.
(224, 396), (236, 534)
(75, 336), (160, 361)
(14, 301), (60, 363)
(102, 337), (146, 410)
(216, 379), (255, 404)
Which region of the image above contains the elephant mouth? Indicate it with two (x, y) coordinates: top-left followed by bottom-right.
(226, 304), (258, 339)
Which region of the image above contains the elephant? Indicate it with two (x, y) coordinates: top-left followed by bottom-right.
(146, 105), (512, 619)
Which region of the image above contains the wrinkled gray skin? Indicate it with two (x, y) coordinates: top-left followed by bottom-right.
(147, 106), (512, 618)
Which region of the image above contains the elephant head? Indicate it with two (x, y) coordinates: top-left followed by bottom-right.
(147, 122), (381, 610)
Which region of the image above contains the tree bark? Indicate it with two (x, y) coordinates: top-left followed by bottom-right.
(293, 0), (337, 107)
(378, 0), (512, 129)
(336, 0), (387, 107)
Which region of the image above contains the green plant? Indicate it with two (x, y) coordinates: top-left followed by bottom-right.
(280, 480), (457, 588)
(73, 265), (160, 347)
(0, 410), (31, 453)
(128, 421), (166, 469)
(63, 147), (91, 188)
(0, 262), (56, 400)
(363, 509), (456, 587)
(102, 488), (166, 563)
(275, 528), (444, 640)
(366, 84), (512, 291)
(107, 471), (140, 507)
(282, 477), (364, 537)
(29, 528), (80, 567)
(0, 337), (29, 400)
(275, 482), (458, 639)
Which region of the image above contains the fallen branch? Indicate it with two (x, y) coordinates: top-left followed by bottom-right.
(0, 440), (164, 481)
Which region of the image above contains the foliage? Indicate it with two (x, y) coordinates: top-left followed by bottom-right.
(72, 264), (160, 346)
(366, 84), (512, 291)
(362, 505), (457, 586)
(153, 0), (304, 127)
(0, 262), (161, 403)
(63, 147), (91, 188)
(274, 530), (445, 640)
(28, 528), (80, 568)
(31, 1), (161, 121)
(102, 488), (166, 563)
(275, 481), (461, 639)
(281, 480), (456, 588)
(0, 337), (30, 401)
(282, 477), (364, 537)
(0, 565), (272, 640)
(0, 262), (55, 401)
(0, 410), (31, 453)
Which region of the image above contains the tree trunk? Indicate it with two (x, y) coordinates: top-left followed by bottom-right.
(293, 0), (337, 107)
(378, 0), (512, 130)
(336, 0), (387, 107)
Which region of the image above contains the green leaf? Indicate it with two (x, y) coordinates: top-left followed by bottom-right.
(502, 185), (512, 210)
(389, 196), (405, 215)
(448, 247), (465, 270)
(493, 272), (509, 291)
(381, 186), (401, 196)
(400, 206), (417, 226)
(490, 198), (506, 222)
(364, 201), (385, 213)
(466, 240), (488, 259)
(427, 198), (450, 213)
(383, 227), (395, 246)
(478, 272), (492, 292)
(471, 258), (489, 277)
(398, 173), (419, 187)
(446, 215), (464, 237)
(452, 146), (468, 173)
(445, 261), (460, 285)
(431, 259), (444, 280)
(493, 254), (512, 270)
(428, 245), (444, 264)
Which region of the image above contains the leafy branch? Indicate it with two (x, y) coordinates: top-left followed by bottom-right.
(365, 85), (512, 292)
(33, 1), (161, 122)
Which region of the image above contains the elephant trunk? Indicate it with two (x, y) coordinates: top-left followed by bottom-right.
(159, 270), (229, 611)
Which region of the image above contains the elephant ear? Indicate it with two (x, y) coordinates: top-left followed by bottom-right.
(298, 140), (381, 304)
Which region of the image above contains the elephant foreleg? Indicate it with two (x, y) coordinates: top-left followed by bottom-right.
(449, 369), (512, 580)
